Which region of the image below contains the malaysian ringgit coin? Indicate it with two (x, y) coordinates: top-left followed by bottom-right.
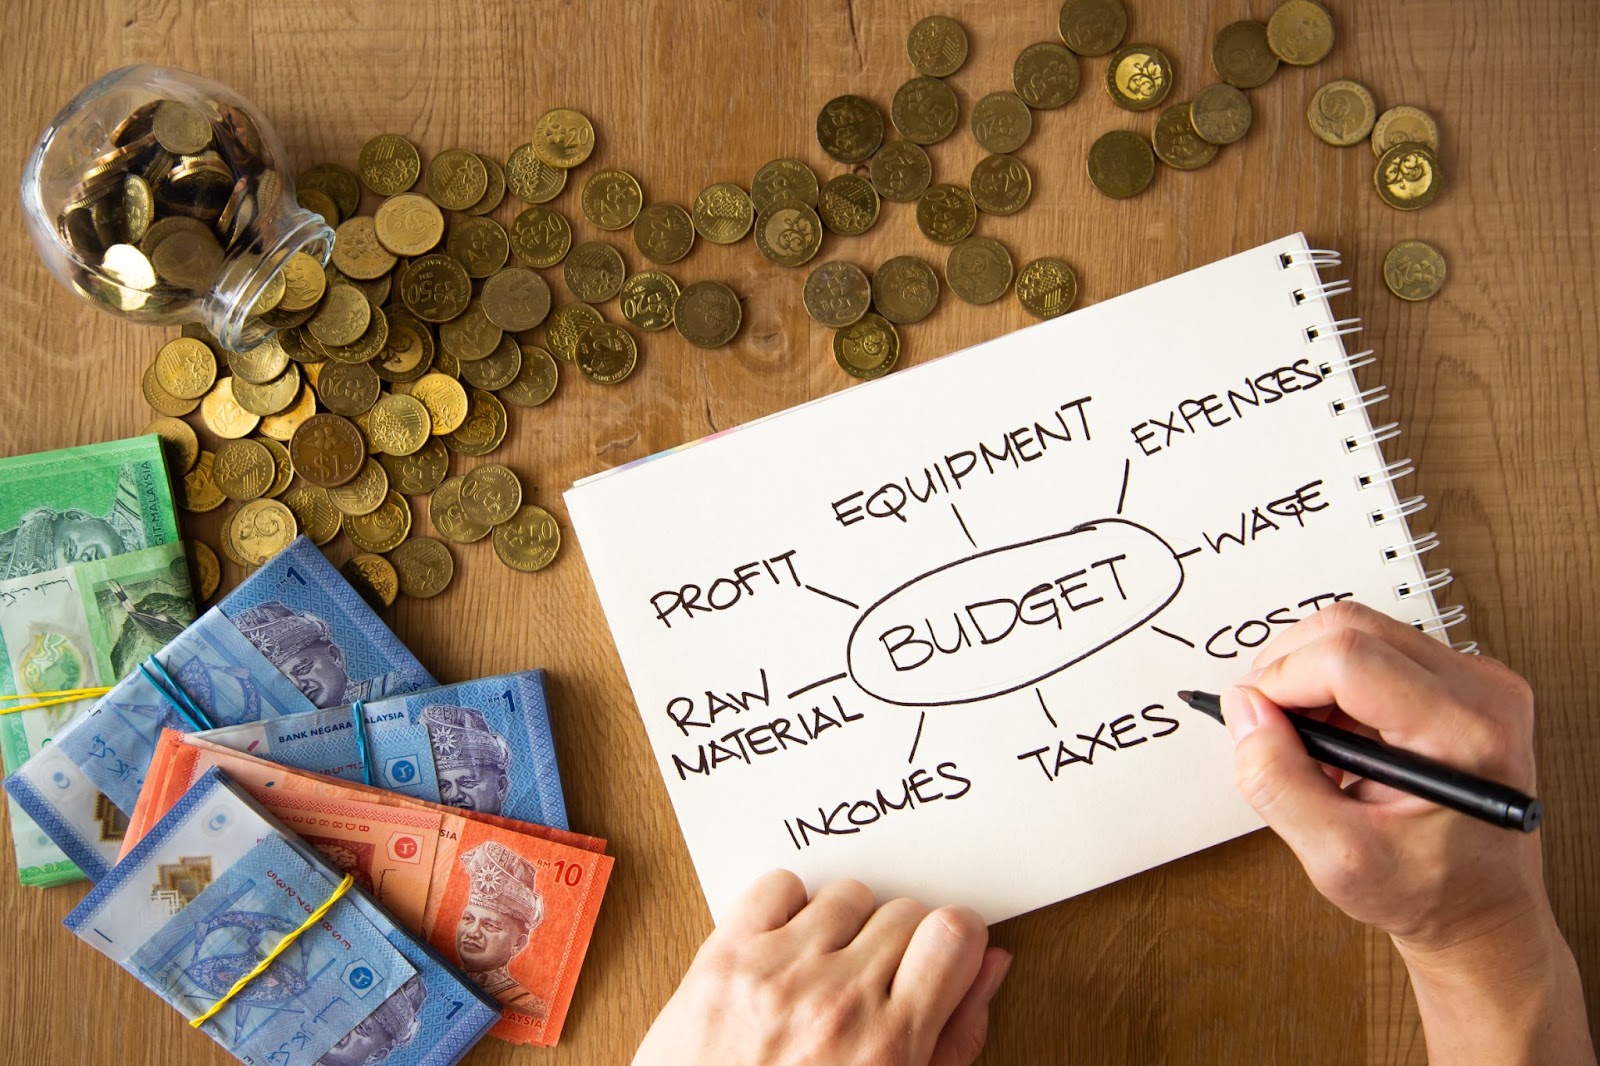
(316, 360), (382, 417)
(1190, 83), (1253, 144)
(1058, 0), (1127, 56)
(154, 336), (216, 400)
(327, 457), (390, 516)
(633, 202), (696, 264)
(509, 205), (572, 268)
(1087, 129), (1156, 198)
(280, 483), (340, 545)
(946, 237), (1015, 305)
(232, 364), (301, 417)
(228, 334), (289, 385)
(277, 252), (327, 312)
(619, 271), (680, 332)
(1212, 20), (1279, 88)
(290, 412), (366, 487)
(258, 383), (316, 441)
(1307, 79), (1377, 146)
(970, 154), (1032, 215)
(308, 283), (372, 347)
(1014, 41), (1081, 110)
(297, 186), (341, 227)
(460, 335), (523, 391)
(532, 108), (596, 168)
(907, 15), (968, 76)
(250, 269), (287, 316)
(443, 388), (507, 457)
(410, 372), (470, 434)
(375, 312), (435, 384)
(152, 99), (209, 153)
(391, 537), (455, 598)
(141, 415), (200, 474)
(751, 159), (820, 214)
(430, 476), (491, 544)
(447, 215), (511, 278)
(358, 134), (421, 195)
(211, 438), (275, 501)
(576, 322), (638, 385)
(344, 491), (412, 553)
(1153, 103), (1219, 170)
(869, 141), (933, 203)
(187, 539), (220, 602)
(915, 184), (976, 245)
(180, 452), (226, 513)
(833, 313), (900, 380)
(400, 254), (472, 322)
(1267, 0), (1335, 66)
(229, 499), (298, 567)
(1105, 44), (1173, 112)
(872, 255), (940, 324)
(819, 174), (881, 237)
(466, 154), (507, 215)
(481, 267), (551, 331)
(378, 434), (449, 494)
(693, 183), (755, 244)
(892, 76), (960, 146)
(816, 95), (885, 164)
(545, 303), (603, 363)
(200, 379), (260, 440)
(425, 148), (489, 211)
(492, 504), (561, 572)
(299, 163), (360, 219)
(564, 240), (627, 302)
(460, 463), (523, 526)
(804, 261), (872, 328)
(253, 436), (293, 498)
(505, 143), (568, 202)
(122, 175), (153, 244)
(330, 216), (397, 280)
(342, 553), (399, 608)
(1016, 256), (1080, 318)
(321, 304), (389, 366)
(1374, 142), (1442, 210)
(755, 204), (824, 267)
(1382, 240), (1446, 301)
(581, 169), (644, 230)
(971, 92), (1033, 153)
(1371, 105), (1440, 156)
(673, 281), (742, 348)
(499, 346), (559, 407)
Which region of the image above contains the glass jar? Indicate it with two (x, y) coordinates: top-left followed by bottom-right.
(21, 65), (334, 352)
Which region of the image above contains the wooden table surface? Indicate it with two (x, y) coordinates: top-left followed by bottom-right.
(2, 1), (1595, 1063)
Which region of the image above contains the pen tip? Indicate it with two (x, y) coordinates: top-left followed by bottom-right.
(1176, 690), (1193, 704)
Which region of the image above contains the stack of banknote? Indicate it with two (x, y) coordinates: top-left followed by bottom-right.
(0, 436), (194, 886)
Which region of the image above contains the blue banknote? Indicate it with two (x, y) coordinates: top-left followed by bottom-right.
(196, 670), (569, 830)
(6, 537), (436, 881)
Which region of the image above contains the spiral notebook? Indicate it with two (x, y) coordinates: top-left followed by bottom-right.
(566, 233), (1457, 924)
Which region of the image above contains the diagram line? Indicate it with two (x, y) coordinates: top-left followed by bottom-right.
(1174, 546), (1202, 560)
(803, 584), (859, 610)
(1035, 687), (1058, 729)
(1116, 458), (1131, 515)
(908, 711), (926, 764)
(786, 672), (847, 700)
(951, 504), (977, 548)
(1151, 626), (1196, 648)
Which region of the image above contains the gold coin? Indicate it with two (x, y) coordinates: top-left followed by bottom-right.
(410, 373), (470, 435)
(1190, 83), (1253, 144)
(149, 228), (224, 292)
(252, 435), (294, 497)
(907, 15), (969, 76)
(143, 361), (199, 417)
(816, 95), (885, 164)
(581, 169), (644, 230)
(307, 283), (371, 347)
(532, 108), (596, 169)
(545, 303), (603, 363)
(755, 205), (824, 267)
(374, 312), (436, 384)
(564, 241), (627, 302)
(1087, 129), (1156, 198)
(379, 435), (449, 494)
(509, 205), (572, 268)
(460, 463), (524, 525)
(1016, 256), (1079, 318)
(1371, 105), (1440, 157)
(100, 243), (158, 308)
(330, 216), (398, 281)
(619, 271), (680, 332)
(446, 216), (511, 278)
(833, 313), (901, 380)
(1308, 79), (1376, 146)
(400, 254), (472, 323)
(1058, 0), (1127, 56)
(970, 154), (1033, 215)
(344, 491), (412, 553)
(200, 378), (261, 439)
(751, 159), (820, 214)
(971, 91), (1033, 153)
(1153, 103), (1219, 170)
(460, 335), (524, 391)
(319, 303), (389, 366)
(316, 360), (382, 417)
(444, 389), (508, 456)
(217, 520), (250, 568)
(368, 392), (434, 457)
(358, 134), (422, 196)
(430, 476), (492, 543)
(492, 504), (561, 572)
(152, 99), (211, 154)
(693, 183), (755, 244)
(228, 334), (289, 385)
(1014, 42), (1081, 109)
(869, 141), (933, 203)
(499, 346), (560, 407)
(327, 457), (389, 516)
(141, 416), (200, 474)
(1382, 240), (1446, 302)
(1105, 44), (1174, 112)
(122, 174), (153, 244)
(374, 193), (445, 256)
(212, 438), (276, 501)
(341, 553), (399, 609)
(672, 281), (742, 348)
(297, 187), (342, 228)
(1267, 0), (1335, 66)
(251, 269), (287, 316)
(915, 184), (976, 245)
(299, 163), (361, 220)
(426, 148), (489, 211)
(818, 174), (880, 237)
(438, 301), (503, 362)
(228, 498), (298, 566)
(180, 451), (227, 513)
(1211, 20), (1279, 89)
(1375, 142), (1441, 210)
(872, 255), (941, 324)
(481, 267), (551, 331)
(187, 539), (221, 602)
(390, 537), (455, 598)
(891, 76), (960, 146)
(258, 382), (318, 441)
(154, 337), (217, 400)
(576, 323), (638, 385)
(946, 237), (1014, 305)
(505, 143), (568, 202)
(632, 202), (696, 265)
(280, 483), (341, 545)
(290, 413), (367, 487)
(466, 153), (507, 216)
(803, 261), (872, 328)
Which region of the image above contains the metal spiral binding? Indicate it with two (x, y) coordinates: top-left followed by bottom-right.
(1331, 384), (1389, 415)
(1306, 316), (1363, 342)
(1357, 457), (1415, 489)
(1397, 569), (1453, 598)
(1368, 494), (1427, 526)
(1280, 248), (1342, 268)
(1383, 530), (1439, 562)
(1292, 278), (1353, 305)
(1317, 348), (1376, 376)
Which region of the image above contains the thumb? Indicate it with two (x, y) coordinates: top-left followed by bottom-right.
(1225, 685), (1357, 863)
(929, 947), (1011, 1066)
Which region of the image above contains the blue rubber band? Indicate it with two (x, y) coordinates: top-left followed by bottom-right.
(351, 700), (374, 786)
(138, 657), (216, 733)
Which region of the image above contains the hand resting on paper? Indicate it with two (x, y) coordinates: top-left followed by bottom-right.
(630, 870), (1010, 1066)
(1225, 600), (1595, 1066)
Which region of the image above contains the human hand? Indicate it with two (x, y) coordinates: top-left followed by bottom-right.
(632, 870), (1012, 1066)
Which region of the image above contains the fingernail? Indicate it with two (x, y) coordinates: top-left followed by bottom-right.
(1222, 686), (1264, 743)
(979, 950), (1013, 1005)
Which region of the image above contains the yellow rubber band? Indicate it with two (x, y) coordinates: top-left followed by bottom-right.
(0, 687), (113, 700)
(0, 687), (112, 714)
(189, 874), (356, 1029)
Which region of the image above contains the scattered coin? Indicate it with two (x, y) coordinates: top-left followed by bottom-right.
(200, 378), (261, 439)
(872, 256), (941, 324)
(1374, 141), (1442, 210)
(532, 108), (596, 168)
(181, 451), (227, 512)
(460, 463), (523, 526)
(1014, 42), (1081, 110)
(327, 457), (389, 516)
(378, 435), (450, 494)
(344, 491), (412, 553)
(426, 148), (489, 211)
(545, 303), (604, 363)
(564, 240), (627, 302)
(907, 15), (969, 77)
(358, 134), (421, 196)
(1267, 0), (1336, 66)
(391, 536), (455, 597)
(153, 336), (216, 400)
(1371, 105), (1440, 156)
(1382, 240), (1447, 301)
(833, 313), (901, 380)
(892, 77), (961, 146)
(1087, 129), (1156, 198)
(228, 498), (298, 566)
(187, 539), (221, 602)
(755, 204), (824, 267)
(970, 154), (1033, 215)
(141, 416), (200, 474)
(290, 412), (366, 487)
(1015, 257), (1080, 318)
(633, 202), (696, 264)
(751, 159), (820, 214)
(280, 483), (341, 545)
(693, 183), (755, 244)
(581, 168), (644, 230)
(400, 254), (472, 322)
(1105, 44), (1174, 111)
(212, 437), (276, 501)
(509, 205), (572, 268)
(971, 92), (1033, 153)
(870, 141), (934, 203)
(1308, 79), (1377, 146)
(1190, 83), (1253, 145)
(804, 261), (873, 328)
(946, 236), (1015, 305)
(492, 504), (561, 572)
(1153, 103), (1219, 170)
(1058, 0), (1128, 56)
(506, 143), (568, 202)
(576, 322), (639, 385)
(447, 216), (511, 277)
(1211, 20), (1279, 89)
(481, 267), (551, 331)
(342, 552), (400, 608)
(674, 281), (743, 348)
(431, 476), (492, 544)
(619, 271), (680, 331)
(816, 95), (885, 164)
(915, 184), (976, 245)
(410, 372), (470, 434)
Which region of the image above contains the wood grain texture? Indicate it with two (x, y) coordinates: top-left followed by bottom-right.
(1, 1), (1594, 1063)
